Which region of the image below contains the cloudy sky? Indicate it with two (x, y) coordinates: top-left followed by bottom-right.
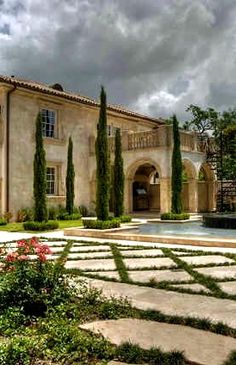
(0, 0), (236, 120)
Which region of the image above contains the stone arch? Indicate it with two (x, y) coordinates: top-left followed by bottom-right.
(198, 163), (216, 212)
(181, 159), (198, 212)
(182, 158), (198, 180)
(125, 158), (162, 213)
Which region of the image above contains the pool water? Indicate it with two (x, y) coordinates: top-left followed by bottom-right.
(135, 221), (236, 239)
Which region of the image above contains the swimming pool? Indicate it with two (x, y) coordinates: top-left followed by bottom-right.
(130, 221), (236, 239)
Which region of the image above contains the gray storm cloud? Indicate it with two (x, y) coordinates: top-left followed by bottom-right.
(0, 0), (236, 120)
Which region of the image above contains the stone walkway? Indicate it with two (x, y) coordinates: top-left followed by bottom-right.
(83, 278), (236, 328)
(1, 233), (236, 364)
(81, 318), (236, 365)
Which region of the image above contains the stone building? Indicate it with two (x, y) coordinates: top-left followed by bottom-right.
(0, 75), (215, 217)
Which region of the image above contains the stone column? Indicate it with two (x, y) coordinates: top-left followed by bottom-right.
(124, 178), (133, 213)
(160, 178), (171, 213)
(188, 178), (198, 212)
(208, 180), (216, 211)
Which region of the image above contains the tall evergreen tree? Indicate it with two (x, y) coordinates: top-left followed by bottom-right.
(33, 113), (47, 222)
(95, 86), (110, 220)
(66, 136), (75, 215)
(113, 128), (124, 217)
(171, 114), (183, 214)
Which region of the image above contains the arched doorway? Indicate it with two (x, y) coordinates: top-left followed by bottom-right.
(181, 159), (198, 212)
(126, 160), (161, 213)
(198, 163), (216, 212)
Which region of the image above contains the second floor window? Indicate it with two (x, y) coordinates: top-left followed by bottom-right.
(41, 109), (56, 138)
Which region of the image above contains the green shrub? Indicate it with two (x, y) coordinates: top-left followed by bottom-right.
(57, 212), (81, 220)
(0, 218), (7, 226)
(23, 221), (59, 231)
(48, 206), (58, 220)
(119, 215), (132, 223)
(16, 208), (34, 222)
(3, 211), (13, 223)
(116, 342), (186, 365)
(203, 214), (236, 229)
(83, 218), (120, 230)
(161, 212), (190, 220)
(79, 204), (89, 217)
(0, 238), (74, 316)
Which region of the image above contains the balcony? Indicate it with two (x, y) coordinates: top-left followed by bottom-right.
(89, 125), (210, 155)
(109, 125), (207, 154)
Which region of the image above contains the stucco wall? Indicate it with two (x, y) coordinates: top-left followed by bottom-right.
(2, 88), (157, 216)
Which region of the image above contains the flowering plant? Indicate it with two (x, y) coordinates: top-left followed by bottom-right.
(0, 238), (71, 316)
(3, 237), (52, 269)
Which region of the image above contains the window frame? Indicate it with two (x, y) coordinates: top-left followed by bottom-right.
(46, 166), (57, 196)
(41, 108), (57, 139)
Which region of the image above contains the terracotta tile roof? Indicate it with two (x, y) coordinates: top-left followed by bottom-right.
(0, 75), (164, 125)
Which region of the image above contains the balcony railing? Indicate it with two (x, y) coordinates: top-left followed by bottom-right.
(90, 125), (208, 155)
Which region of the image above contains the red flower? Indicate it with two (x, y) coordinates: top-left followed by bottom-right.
(5, 251), (19, 262)
(18, 255), (29, 261)
(38, 253), (47, 262)
(17, 240), (27, 248)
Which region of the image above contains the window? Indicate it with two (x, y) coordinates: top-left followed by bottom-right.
(41, 109), (56, 138)
(106, 125), (120, 136)
(107, 125), (112, 136)
(46, 167), (56, 195)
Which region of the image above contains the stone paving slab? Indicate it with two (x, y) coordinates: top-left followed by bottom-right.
(180, 255), (235, 266)
(124, 257), (176, 269)
(44, 241), (68, 247)
(70, 245), (111, 252)
(170, 283), (210, 293)
(172, 250), (199, 256)
(196, 266), (236, 279)
(81, 318), (236, 365)
(65, 259), (116, 271)
(67, 252), (113, 259)
(48, 247), (65, 253)
(83, 278), (236, 328)
(128, 269), (191, 283)
(121, 249), (164, 257)
(86, 271), (120, 280)
(219, 281), (236, 295)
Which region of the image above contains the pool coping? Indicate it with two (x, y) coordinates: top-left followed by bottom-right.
(64, 225), (236, 248)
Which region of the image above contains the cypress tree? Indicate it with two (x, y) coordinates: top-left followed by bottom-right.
(33, 113), (47, 222)
(95, 86), (110, 220)
(113, 128), (124, 217)
(66, 136), (75, 215)
(171, 114), (183, 214)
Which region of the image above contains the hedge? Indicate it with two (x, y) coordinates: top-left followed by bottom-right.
(23, 221), (59, 231)
(0, 218), (7, 226)
(83, 219), (120, 230)
(161, 212), (190, 220)
(119, 215), (132, 223)
(57, 212), (81, 221)
(203, 214), (236, 229)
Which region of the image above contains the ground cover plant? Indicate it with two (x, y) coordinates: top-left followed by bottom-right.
(0, 238), (190, 365)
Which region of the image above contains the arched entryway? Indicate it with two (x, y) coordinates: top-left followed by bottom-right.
(126, 159), (162, 213)
(181, 159), (198, 212)
(198, 163), (216, 212)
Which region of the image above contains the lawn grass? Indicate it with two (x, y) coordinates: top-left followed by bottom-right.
(0, 219), (82, 232)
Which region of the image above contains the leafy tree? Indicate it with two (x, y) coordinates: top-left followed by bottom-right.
(184, 104), (219, 134)
(171, 115), (183, 214)
(33, 113), (47, 222)
(186, 105), (236, 180)
(66, 137), (75, 215)
(113, 128), (124, 217)
(95, 86), (110, 220)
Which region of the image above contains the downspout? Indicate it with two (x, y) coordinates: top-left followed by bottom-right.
(6, 85), (16, 212)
